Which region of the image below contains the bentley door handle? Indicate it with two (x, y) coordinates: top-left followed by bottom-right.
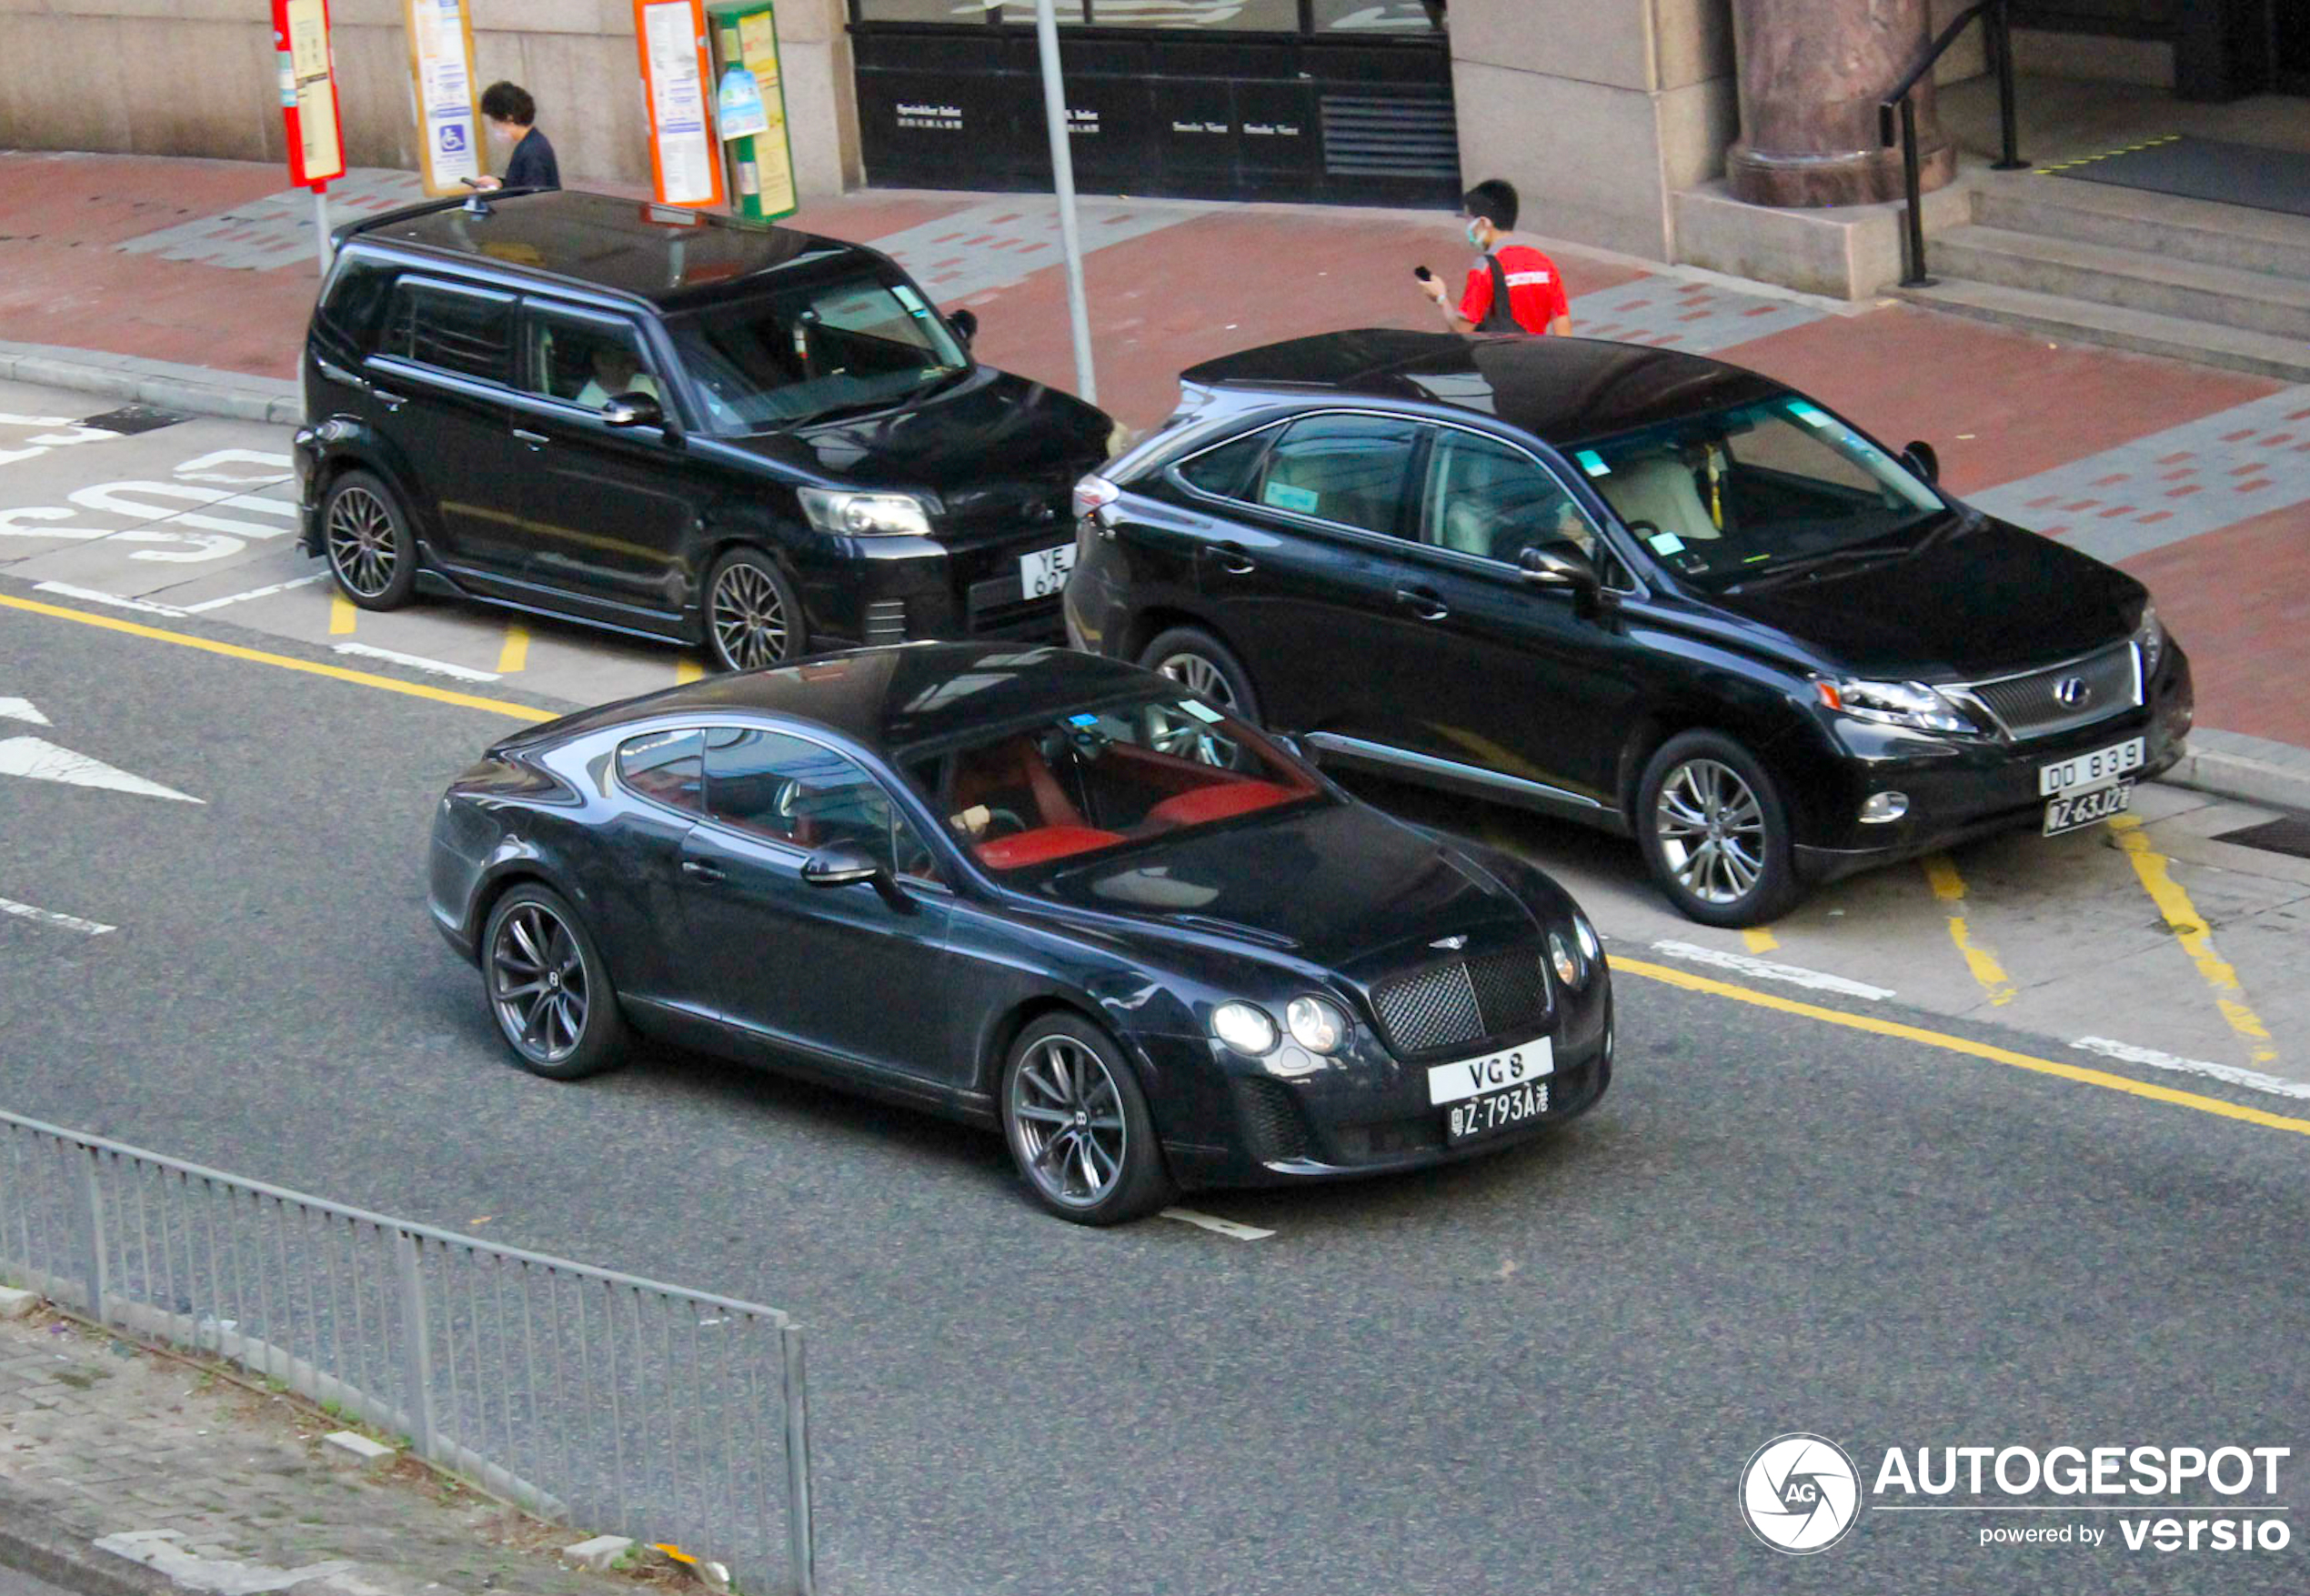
(1209, 544), (1257, 576)
(373, 389), (407, 413)
(679, 859), (726, 883)
(512, 428), (549, 449)
(1394, 587), (1450, 621)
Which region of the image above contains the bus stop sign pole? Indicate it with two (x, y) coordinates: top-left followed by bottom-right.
(1032, 0), (1097, 406)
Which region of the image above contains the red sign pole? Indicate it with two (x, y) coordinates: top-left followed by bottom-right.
(272, 0), (348, 272)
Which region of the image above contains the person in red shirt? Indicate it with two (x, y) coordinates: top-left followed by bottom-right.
(1419, 179), (1572, 336)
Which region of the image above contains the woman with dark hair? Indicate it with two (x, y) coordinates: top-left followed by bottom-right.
(471, 81), (559, 191)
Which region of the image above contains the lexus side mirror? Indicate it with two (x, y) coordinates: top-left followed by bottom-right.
(1902, 439), (1940, 484)
(602, 392), (665, 429)
(948, 307), (979, 345)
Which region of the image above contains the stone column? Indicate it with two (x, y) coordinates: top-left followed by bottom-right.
(1725, 0), (1953, 207)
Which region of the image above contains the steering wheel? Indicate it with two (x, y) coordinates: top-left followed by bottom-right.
(980, 807), (1031, 838)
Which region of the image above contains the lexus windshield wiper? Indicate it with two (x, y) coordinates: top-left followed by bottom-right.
(1724, 511), (1972, 593)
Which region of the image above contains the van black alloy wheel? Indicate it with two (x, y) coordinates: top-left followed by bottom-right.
(481, 885), (628, 1079)
(321, 470), (417, 610)
(706, 549), (802, 673)
(1000, 1015), (1173, 1225)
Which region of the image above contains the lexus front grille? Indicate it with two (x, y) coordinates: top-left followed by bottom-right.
(1958, 641), (2141, 739)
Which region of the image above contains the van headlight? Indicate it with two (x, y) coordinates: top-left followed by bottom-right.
(1814, 678), (1974, 734)
(1210, 1000), (1278, 1057)
(797, 488), (935, 538)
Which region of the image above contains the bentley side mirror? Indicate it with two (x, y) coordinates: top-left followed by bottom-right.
(948, 307), (979, 346)
(602, 392), (666, 430)
(1902, 439), (1940, 484)
(801, 842), (913, 910)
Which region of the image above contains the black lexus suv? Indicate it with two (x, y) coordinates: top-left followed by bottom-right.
(295, 188), (1114, 671)
(1062, 329), (2194, 927)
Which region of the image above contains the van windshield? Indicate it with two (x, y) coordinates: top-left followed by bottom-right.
(666, 271), (968, 433)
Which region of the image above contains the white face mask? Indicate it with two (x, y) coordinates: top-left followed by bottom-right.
(1465, 219), (1485, 249)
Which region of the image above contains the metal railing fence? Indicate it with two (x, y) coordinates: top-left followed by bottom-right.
(0, 1108), (813, 1596)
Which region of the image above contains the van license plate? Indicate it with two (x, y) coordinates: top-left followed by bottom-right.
(1019, 544), (1076, 599)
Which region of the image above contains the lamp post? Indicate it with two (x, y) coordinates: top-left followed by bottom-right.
(1032, 0), (1098, 405)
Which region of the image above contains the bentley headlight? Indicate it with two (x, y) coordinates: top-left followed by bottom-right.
(1572, 909), (1601, 964)
(1285, 996), (1348, 1055)
(2134, 601), (2165, 678)
(1814, 678), (1974, 734)
(797, 487), (935, 538)
(1210, 1000), (1278, 1057)
(1548, 931), (1582, 989)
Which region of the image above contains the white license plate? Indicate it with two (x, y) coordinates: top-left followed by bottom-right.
(2044, 778), (2134, 836)
(1019, 543), (1076, 600)
(1426, 1036), (1554, 1106)
(2037, 736), (2144, 798)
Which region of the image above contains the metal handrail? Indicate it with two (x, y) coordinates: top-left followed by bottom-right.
(1878, 0), (2030, 287)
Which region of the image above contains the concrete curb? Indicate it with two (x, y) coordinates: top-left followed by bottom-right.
(0, 1484), (183, 1596)
(0, 341), (301, 427)
(2159, 735), (2310, 817)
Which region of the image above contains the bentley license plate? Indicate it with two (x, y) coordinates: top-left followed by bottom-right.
(1019, 544), (1077, 600)
(2044, 778), (2133, 836)
(1446, 1079), (1550, 1146)
(1428, 1037), (1554, 1147)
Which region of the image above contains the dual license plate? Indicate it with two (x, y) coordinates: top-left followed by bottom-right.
(2038, 735), (2144, 837)
(1019, 543), (1077, 600)
(1427, 1037), (1554, 1147)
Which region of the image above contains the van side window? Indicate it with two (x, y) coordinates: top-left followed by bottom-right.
(379, 279), (515, 385)
(320, 259), (397, 351)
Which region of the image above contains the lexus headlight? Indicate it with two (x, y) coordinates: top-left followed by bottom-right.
(2134, 601), (2166, 678)
(1210, 1000), (1278, 1057)
(1285, 996), (1348, 1055)
(797, 487), (935, 538)
(1814, 678), (1974, 734)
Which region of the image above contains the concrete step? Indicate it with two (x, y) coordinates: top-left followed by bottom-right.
(1927, 223), (2310, 339)
(1895, 277), (2310, 384)
(1971, 172), (2310, 282)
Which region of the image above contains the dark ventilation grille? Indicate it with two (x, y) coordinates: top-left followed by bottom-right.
(1372, 949), (1550, 1058)
(1230, 1078), (1311, 1163)
(1319, 94), (1461, 181)
(861, 600), (908, 645)
(1963, 642), (2140, 739)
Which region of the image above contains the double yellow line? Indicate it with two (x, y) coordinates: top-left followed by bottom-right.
(6, 586), (2306, 1140)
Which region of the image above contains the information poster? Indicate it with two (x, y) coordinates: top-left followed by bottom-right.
(405, 0), (483, 195)
(734, 10), (796, 217)
(275, 0), (346, 187)
(636, 0), (723, 208)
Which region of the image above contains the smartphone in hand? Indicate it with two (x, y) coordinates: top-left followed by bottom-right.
(459, 176), (484, 188)
(1412, 265), (1434, 282)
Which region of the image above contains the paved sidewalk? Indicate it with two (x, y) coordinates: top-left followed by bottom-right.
(3, 147), (2306, 774)
(0, 1304), (668, 1596)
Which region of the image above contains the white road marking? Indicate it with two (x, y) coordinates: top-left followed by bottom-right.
(171, 447), (295, 485)
(331, 642), (501, 683)
(2072, 1036), (2310, 1103)
(0, 896), (115, 936)
(0, 698), (49, 726)
(0, 736), (202, 804)
(182, 573), (325, 613)
(1648, 939), (1896, 1001)
(31, 581), (187, 617)
(1159, 1208), (1275, 1241)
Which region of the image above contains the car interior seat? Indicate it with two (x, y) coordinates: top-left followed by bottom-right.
(1602, 454), (1721, 541)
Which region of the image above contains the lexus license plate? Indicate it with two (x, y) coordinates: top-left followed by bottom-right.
(2037, 736), (2144, 798)
(2044, 778), (2133, 836)
(1019, 543), (1076, 600)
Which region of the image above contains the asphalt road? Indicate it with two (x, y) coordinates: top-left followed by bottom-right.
(5, 380), (2307, 1088)
(1, 589), (2305, 1595)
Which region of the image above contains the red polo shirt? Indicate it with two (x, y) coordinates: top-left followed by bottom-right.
(1460, 244), (1571, 334)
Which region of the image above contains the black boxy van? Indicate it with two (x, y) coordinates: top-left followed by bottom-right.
(294, 189), (1114, 671)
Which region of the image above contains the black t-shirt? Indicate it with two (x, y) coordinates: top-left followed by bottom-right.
(503, 128), (559, 190)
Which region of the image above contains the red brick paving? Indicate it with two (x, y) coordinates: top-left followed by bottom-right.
(1718, 305), (2278, 497)
(2120, 500), (2310, 748)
